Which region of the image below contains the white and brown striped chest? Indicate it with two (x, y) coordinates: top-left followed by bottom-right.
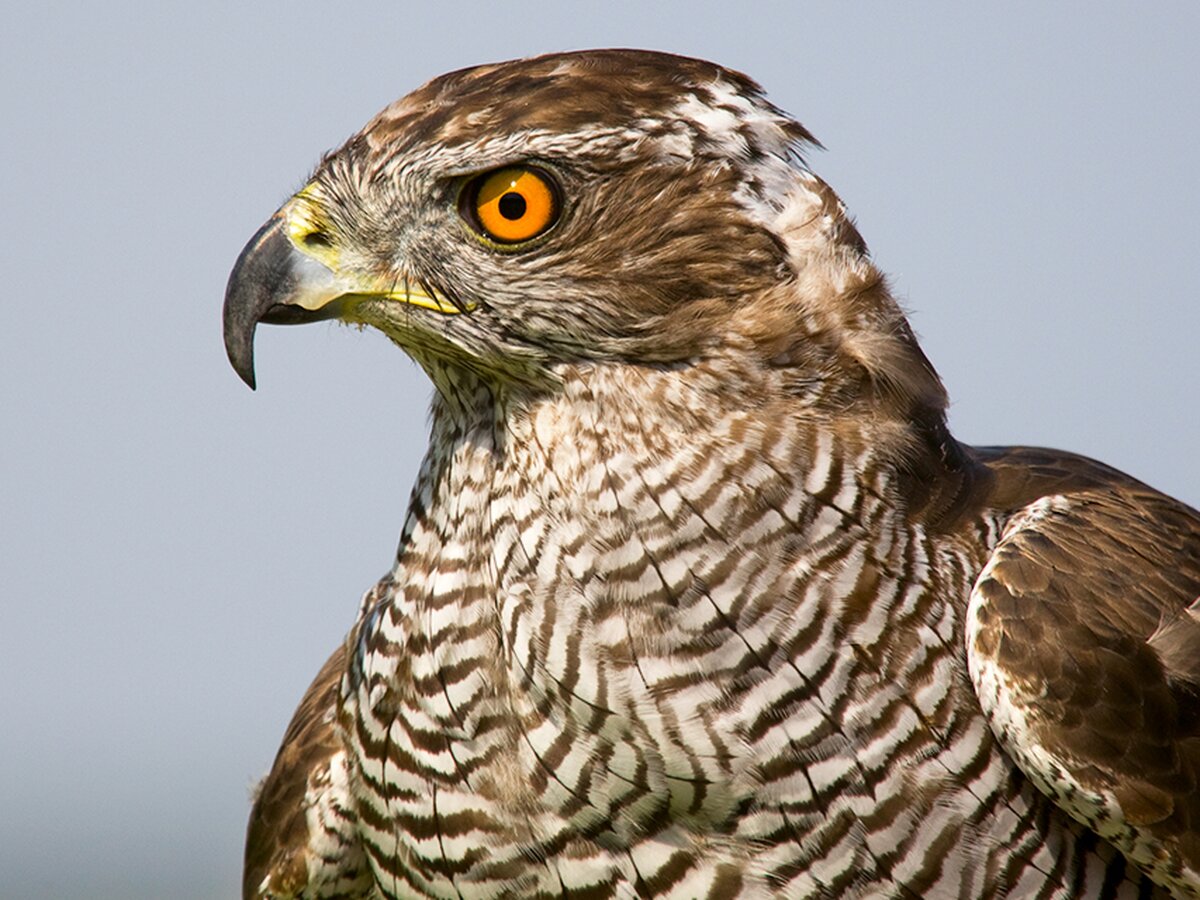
(335, 364), (1058, 898)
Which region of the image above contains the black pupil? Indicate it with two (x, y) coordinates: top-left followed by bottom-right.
(498, 192), (526, 220)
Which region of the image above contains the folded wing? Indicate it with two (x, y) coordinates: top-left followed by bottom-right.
(967, 455), (1200, 897)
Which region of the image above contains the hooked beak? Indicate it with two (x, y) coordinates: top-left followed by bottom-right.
(222, 216), (346, 389)
(222, 202), (467, 389)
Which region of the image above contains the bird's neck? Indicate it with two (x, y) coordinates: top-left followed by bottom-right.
(359, 357), (1001, 844)
(393, 356), (992, 622)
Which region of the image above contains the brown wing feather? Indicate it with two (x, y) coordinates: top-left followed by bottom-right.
(244, 644), (371, 899)
(969, 447), (1200, 896)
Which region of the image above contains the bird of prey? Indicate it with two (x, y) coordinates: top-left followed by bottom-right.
(224, 49), (1200, 899)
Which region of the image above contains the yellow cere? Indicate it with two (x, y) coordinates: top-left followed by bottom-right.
(285, 184), (472, 316)
(285, 184), (340, 270)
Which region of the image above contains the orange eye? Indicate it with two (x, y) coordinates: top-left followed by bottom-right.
(466, 167), (560, 244)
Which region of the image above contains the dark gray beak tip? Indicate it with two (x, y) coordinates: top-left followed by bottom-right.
(235, 358), (258, 391)
(223, 217), (287, 391)
(223, 287), (259, 390)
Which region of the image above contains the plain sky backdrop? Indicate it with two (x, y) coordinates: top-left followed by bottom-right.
(2, 3), (1196, 897)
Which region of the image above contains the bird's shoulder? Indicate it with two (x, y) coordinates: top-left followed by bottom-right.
(244, 643), (372, 900)
(967, 445), (1200, 897)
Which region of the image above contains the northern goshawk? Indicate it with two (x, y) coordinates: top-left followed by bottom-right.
(224, 49), (1200, 899)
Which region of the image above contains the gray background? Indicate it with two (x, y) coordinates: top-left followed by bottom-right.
(2, 2), (1196, 897)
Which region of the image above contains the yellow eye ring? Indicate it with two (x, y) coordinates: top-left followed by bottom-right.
(463, 167), (560, 244)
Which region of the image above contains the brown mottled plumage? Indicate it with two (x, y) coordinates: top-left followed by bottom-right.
(968, 449), (1200, 889)
(225, 50), (1200, 898)
(245, 645), (371, 899)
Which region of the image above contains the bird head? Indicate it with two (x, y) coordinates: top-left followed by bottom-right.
(224, 49), (945, 427)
